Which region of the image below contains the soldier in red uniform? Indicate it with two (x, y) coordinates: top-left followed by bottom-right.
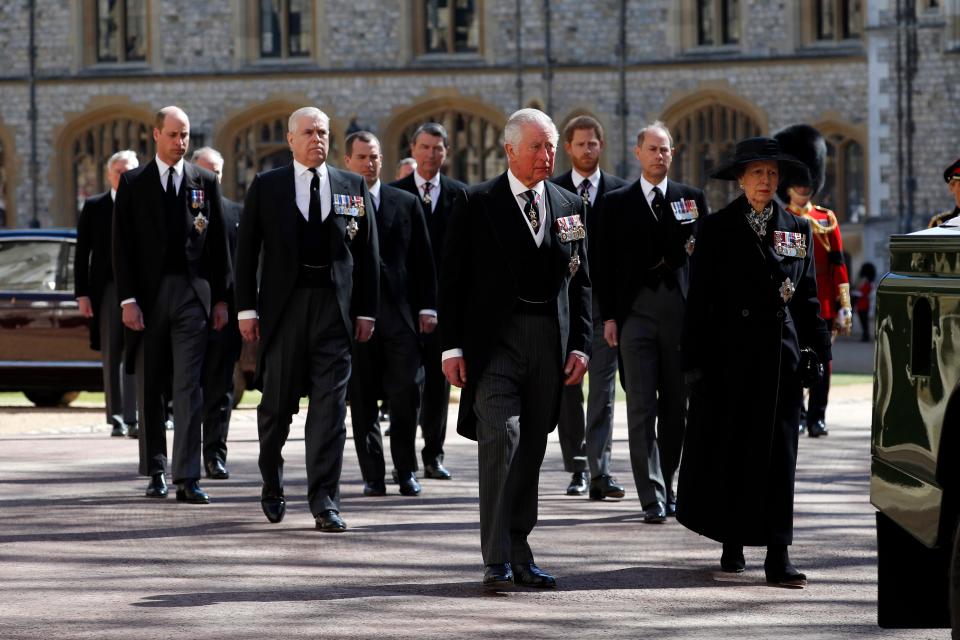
(928, 158), (960, 228)
(775, 124), (851, 438)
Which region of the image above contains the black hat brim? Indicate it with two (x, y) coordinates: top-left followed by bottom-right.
(710, 154), (808, 181)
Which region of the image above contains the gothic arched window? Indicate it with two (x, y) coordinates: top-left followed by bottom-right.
(820, 131), (866, 222)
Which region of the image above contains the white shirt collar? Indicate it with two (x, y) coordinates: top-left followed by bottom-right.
(110, 189), (117, 202)
(368, 179), (381, 202)
(294, 159), (326, 179)
(414, 170), (440, 191)
(640, 174), (669, 200)
(155, 156), (184, 178)
(571, 167), (601, 190)
(507, 169), (545, 201)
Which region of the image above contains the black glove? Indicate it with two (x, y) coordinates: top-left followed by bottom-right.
(798, 348), (824, 388)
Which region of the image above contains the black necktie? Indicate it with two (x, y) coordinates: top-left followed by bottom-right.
(521, 190), (541, 231)
(166, 167), (176, 198)
(651, 186), (665, 222)
(308, 167), (322, 225)
(422, 182), (433, 209)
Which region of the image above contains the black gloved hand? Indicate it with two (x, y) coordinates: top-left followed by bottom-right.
(798, 348), (824, 388)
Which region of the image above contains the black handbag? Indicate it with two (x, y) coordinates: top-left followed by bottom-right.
(798, 348), (824, 388)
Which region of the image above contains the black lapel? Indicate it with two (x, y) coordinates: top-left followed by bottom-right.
(375, 184), (396, 237)
(277, 164), (299, 256)
(182, 162), (202, 231)
(544, 181), (575, 269)
(143, 160), (166, 239)
(326, 166), (350, 250)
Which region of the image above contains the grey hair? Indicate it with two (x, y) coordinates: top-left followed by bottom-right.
(191, 146), (223, 165)
(504, 108), (558, 148)
(105, 149), (139, 170)
(396, 157), (417, 170)
(288, 107), (329, 133)
(411, 122), (449, 148)
(636, 120), (673, 148)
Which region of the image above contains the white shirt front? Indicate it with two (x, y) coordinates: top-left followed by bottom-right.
(413, 171), (441, 214)
(368, 179), (381, 212)
(639, 175), (669, 220)
(570, 167), (601, 206)
(155, 156), (184, 195)
(293, 159), (331, 222)
(507, 169), (547, 247)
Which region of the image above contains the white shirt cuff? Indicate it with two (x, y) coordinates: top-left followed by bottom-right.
(442, 348), (463, 361)
(356, 316), (376, 322)
(238, 310), (258, 320)
(419, 309), (437, 317)
(570, 350), (590, 366)
(120, 298), (136, 307)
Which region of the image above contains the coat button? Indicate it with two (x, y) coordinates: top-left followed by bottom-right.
(741, 309), (749, 317)
(777, 310), (785, 319)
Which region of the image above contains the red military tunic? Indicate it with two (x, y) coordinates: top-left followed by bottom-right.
(786, 203), (849, 321)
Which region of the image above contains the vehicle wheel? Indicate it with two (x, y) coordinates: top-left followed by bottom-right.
(877, 511), (950, 628)
(232, 363), (246, 409)
(951, 518), (960, 639)
(23, 390), (80, 407)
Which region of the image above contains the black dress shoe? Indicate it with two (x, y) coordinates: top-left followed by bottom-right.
(125, 423), (139, 439)
(764, 562), (807, 588)
(396, 471), (422, 496)
(666, 499), (677, 517)
(315, 510), (347, 532)
(566, 471), (588, 496)
(588, 474), (625, 500)
(362, 480), (386, 497)
(482, 563), (514, 589)
(110, 423), (127, 437)
(807, 420), (829, 438)
(721, 543), (745, 573)
(512, 562), (557, 588)
(424, 461), (452, 480)
(642, 501), (667, 523)
(176, 480), (210, 504)
(205, 460), (230, 480)
(261, 490), (286, 523)
(145, 472), (168, 498)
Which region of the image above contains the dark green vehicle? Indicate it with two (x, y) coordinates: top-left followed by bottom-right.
(872, 219), (960, 635)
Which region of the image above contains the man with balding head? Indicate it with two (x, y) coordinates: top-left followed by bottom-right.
(235, 107), (379, 531)
(440, 108), (591, 589)
(113, 106), (231, 504)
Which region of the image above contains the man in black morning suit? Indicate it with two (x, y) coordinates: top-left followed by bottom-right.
(75, 149), (139, 438)
(112, 106), (230, 504)
(597, 121), (708, 523)
(344, 131), (437, 498)
(551, 115), (628, 499)
(235, 107), (379, 532)
(440, 109), (591, 589)
(390, 123), (467, 481)
(191, 147), (242, 480)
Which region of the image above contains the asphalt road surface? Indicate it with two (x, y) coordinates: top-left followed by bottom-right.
(0, 382), (946, 639)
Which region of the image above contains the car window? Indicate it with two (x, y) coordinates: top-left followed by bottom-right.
(59, 243), (75, 292)
(0, 240), (61, 292)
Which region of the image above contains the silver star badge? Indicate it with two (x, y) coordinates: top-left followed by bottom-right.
(780, 277), (795, 303)
(193, 212), (208, 233)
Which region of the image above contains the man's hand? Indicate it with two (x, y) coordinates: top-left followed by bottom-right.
(419, 313), (438, 334)
(212, 302), (229, 331)
(563, 352), (588, 386)
(239, 318), (260, 343)
(442, 356), (467, 388)
(355, 318), (375, 343)
(121, 301), (145, 331)
(603, 320), (618, 348)
(836, 307), (853, 337)
(77, 296), (94, 318)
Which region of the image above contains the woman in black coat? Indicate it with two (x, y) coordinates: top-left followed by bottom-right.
(676, 137), (832, 588)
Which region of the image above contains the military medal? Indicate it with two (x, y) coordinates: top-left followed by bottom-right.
(780, 277), (795, 303)
(569, 250), (581, 276)
(346, 218), (359, 240)
(670, 199), (699, 223)
(554, 215), (586, 243)
(193, 212), (208, 233)
(189, 189), (205, 210)
(685, 235), (696, 256)
(334, 194), (366, 218)
(773, 231), (807, 258)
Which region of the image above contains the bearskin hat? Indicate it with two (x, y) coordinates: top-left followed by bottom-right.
(773, 124), (827, 201)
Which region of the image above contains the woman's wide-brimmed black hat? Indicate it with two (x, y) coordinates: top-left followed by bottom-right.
(710, 136), (808, 181)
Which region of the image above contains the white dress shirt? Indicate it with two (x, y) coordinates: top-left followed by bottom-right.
(413, 171), (441, 214)
(293, 160), (331, 222)
(639, 175), (669, 220)
(570, 167), (601, 207)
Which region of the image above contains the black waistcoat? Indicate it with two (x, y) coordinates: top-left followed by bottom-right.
(297, 207), (333, 266)
(515, 229), (555, 302)
(162, 182), (188, 274)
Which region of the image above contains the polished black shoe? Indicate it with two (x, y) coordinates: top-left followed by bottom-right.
(588, 474), (625, 500)
(176, 480), (210, 504)
(145, 472), (168, 498)
(261, 489), (286, 523)
(798, 423), (806, 435)
(642, 501), (667, 523)
(764, 562), (807, 588)
(315, 510), (347, 532)
(482, 563), (514, 589)
(666, 498), (677, 517)
(424, 461), (452, 480)
(125, 423), (139, 439)
(807, 420), (829, 438)
(362, 480), (387, 497)
(205, 459), (230, 480)
(720, 543), (745, 573)
(512, 562), (557, 588)
(566, 471), (588, 496)
(110, 419), (127, 437)
(397, 471), (422, 496)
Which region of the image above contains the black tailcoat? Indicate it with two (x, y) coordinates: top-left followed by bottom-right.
(438, 172), (592, 441)
(74, 190), (114, 350)
(550, 169), (628, 257)
(676, 195), (832, 545)
(235, 164), (379, 386)
(112, 160), (230, 371)
(389, 172), (468, 273)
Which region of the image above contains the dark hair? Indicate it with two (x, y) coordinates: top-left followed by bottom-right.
(563, 115), (604, 144)
(344, 130), (379, 157)
(411, 122), (449, 148)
